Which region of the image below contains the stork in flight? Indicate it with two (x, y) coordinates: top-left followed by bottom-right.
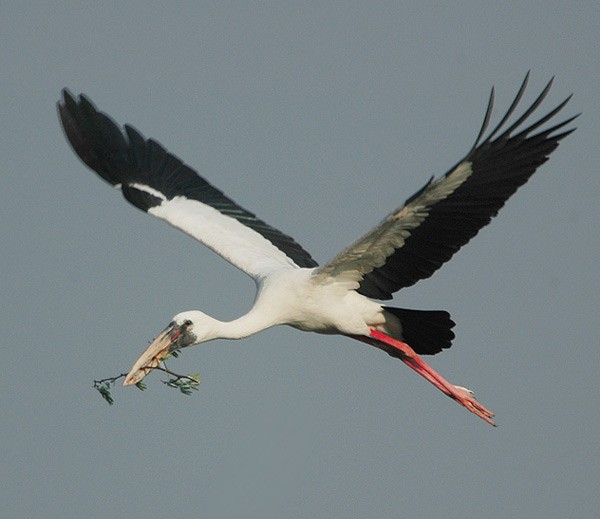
(58, 74), (576, 425)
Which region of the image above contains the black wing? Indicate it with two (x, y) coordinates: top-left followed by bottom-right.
(317, 74), (577, 299)
(58, 90), (318, 277)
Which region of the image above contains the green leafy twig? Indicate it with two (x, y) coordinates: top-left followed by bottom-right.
(156, 351), (200, 394)
(93, 374), (146, 405)
(161, 371), (201, 395)
(93, 355), (199, 404)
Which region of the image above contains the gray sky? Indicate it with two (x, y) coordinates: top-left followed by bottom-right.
(2, 2), (599, 518)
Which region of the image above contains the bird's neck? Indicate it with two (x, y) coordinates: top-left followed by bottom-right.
(212, 308), (280, 341)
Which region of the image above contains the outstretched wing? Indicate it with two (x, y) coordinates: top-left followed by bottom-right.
(316, 74), (577, 299)
(58, 90), (317, 280)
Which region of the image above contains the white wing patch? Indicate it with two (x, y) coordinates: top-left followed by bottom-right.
(149, 196), (299, 280)
(129, 183), (167, 202)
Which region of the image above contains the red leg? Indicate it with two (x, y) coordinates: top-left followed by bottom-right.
(368, 329), (496, 426)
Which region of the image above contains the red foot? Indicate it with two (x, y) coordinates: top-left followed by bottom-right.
(369, 329), (496, 426)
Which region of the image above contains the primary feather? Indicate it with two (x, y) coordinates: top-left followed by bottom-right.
(316, 73), (577, 299)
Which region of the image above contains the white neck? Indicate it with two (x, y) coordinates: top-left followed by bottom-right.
(207, 308), (280, 341)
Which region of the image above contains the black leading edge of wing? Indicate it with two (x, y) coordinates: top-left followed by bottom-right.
(57, 89), (318, 269)
(357, 74), (578, 300)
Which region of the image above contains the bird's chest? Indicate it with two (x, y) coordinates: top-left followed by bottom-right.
(257, 270), (383, 335)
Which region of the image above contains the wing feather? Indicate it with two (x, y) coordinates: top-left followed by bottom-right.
(58, 90), (318, 280)
(316, 76), (577, 299)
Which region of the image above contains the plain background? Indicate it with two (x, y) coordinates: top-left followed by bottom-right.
(2, 2), (599, 518)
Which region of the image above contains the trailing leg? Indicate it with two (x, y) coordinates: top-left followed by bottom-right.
(352, 330), (495, 426)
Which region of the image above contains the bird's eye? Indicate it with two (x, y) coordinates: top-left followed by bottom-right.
(183, 319), (193, 328)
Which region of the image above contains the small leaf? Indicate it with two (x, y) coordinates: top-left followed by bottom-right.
(188, 374), (201, 384)
(96, 384), (114, 405)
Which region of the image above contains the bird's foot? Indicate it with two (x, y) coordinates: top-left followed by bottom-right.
(448, 385), (496, 426)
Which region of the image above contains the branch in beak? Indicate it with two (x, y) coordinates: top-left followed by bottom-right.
(123, 324), (180, 386)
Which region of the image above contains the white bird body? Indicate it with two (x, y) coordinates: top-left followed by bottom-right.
(175, 267), (388, 339)
(58, 74), (577, 425)
(255, 267), (388, 335)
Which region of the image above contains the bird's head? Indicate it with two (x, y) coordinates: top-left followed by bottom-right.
(123, 310), (215, 386)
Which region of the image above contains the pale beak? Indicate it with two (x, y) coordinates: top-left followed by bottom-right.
(123, 324), (181, 386)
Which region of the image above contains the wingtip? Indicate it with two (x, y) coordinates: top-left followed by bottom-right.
(59, 88), (77, 106)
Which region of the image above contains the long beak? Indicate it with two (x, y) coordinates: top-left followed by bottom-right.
(123, 324), (180, 386)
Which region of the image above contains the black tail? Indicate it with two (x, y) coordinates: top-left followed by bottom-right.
(383, 307), (455, 355)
